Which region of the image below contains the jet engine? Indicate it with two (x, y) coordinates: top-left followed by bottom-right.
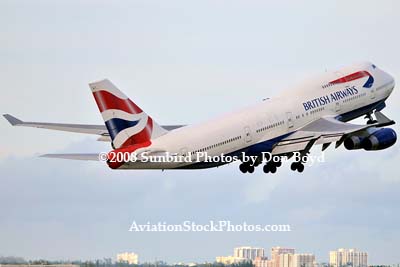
(344, 128), (397, 151)
(363, 128), (397, 150)
(344, 135), (364, 150)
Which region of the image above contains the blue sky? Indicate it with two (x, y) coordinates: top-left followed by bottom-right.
(1, 0), (400, 264)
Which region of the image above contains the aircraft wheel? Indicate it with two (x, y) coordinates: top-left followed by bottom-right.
(270, 165), (277, 173)
(263, 164), (270, 173)
(248, 165), (255, 173)
(275, 161), (282, 167)
(290, 162), (297, 171)
(297, 163), (305, 173)
(239, 163), (247, 173)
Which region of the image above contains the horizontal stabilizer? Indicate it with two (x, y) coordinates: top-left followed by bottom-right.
(40, 153), (101, 161)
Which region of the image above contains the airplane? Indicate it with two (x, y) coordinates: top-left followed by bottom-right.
(3, 61), (397, 173)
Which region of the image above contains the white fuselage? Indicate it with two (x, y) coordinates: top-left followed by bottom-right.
(121, 62), (395, 169)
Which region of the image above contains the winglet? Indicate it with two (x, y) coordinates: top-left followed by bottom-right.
(3, 114), (23, 126)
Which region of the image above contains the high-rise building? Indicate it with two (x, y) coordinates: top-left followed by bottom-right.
(254, 257), (274, 267)
(292, 254), (315, 267)
(329, 249), (367, 267)
(117, 252), (139, 265)
(234, 246), (265, 261)
(271, 247), (296, 261)
(216, 256), (250, 264)
(279, 253), (293, 267)
(269, 247), (315, 267)
(271, 247), (296, 267)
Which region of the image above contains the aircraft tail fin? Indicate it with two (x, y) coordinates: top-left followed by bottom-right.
(89, 79), (167, 148)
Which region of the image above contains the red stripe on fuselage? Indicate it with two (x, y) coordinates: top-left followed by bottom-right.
(329, 71), (371, 85)
(93, 90), (143, 114)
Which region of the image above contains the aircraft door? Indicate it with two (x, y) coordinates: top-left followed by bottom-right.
(243, 126), (252, 143)
(180, 147), (188, 157)
(370, 88), (376, 100)
(286, 112), (294, 128)
(335, 102), (341, 112)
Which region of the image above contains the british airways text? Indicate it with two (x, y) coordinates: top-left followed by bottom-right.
(302, 86), (359, 111)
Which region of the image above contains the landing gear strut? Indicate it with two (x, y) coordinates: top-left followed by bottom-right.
(290, 138), (318, 173)
(365, 112), (377, 125)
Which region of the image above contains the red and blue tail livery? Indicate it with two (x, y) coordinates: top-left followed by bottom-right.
(89, 79), (167, 148)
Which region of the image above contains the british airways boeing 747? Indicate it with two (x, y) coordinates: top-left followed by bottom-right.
(4, 62), (396, 173)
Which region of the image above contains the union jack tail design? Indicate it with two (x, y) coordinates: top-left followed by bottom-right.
(89, 79), (167, 148)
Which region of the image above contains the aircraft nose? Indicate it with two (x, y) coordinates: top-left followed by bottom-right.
(382, 70), (395, 93)
(388, 73), (395, 92)
(388, 72), (395, 84)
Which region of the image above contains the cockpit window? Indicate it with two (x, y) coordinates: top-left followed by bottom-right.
(372, 64), (377, 69)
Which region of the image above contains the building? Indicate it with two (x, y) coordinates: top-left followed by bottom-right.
(216, 246), (262, 265)
(117, 252), (139, 265)
(271, 247), (296, 262)
(234, 246), (265, 260)
(269, 247), (315, 267)
(0, 265), (78, 267)
(329, 249), (367, 267)
(271, 247), (296, 267)
(292, 254), (315, 267)
(278, 253), (294, 267)
(216, 256), (250, 265)
(254, 257), (274, 267)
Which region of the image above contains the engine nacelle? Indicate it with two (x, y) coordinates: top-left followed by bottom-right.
(363, 128), (397, 151)
(344, 135), (364, 150)
(344, 128), (397, 151)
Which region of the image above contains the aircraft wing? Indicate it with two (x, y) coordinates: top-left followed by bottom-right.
(40, 153), (101, 161)
(272, 112), (395, 155)
(3, 114), (185, 142)
(40, 150), (169, 162)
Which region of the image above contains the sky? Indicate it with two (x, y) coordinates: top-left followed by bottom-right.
(1, 0), (400, 264)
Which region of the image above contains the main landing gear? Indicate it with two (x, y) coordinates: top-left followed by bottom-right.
(239, 156), (262, 174)
(289, 140), (317, 173)
(263, 159), (281, 174)
(239, 161), (254, 173)
(289, 149), (311, 173)
(239, 155), (283, 174)
(237, 151), (310, 174)
(290, 161), (305, 173)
